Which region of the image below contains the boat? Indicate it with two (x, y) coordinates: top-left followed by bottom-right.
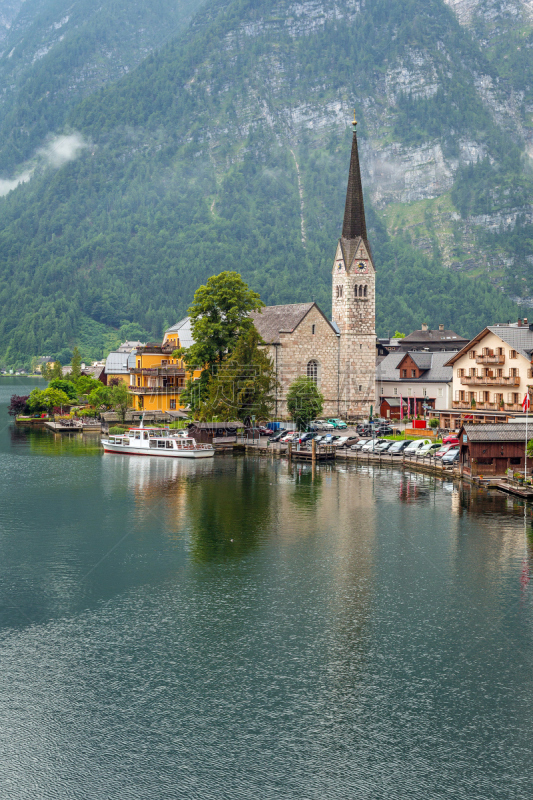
(101, 425), (215, 459)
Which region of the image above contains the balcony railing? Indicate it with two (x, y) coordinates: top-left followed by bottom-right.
(131, 367), (186, 376)
(475, 355), (505, 365)
(460, 375), (520, 386)
(452, 401), (523, 412)
(129, 385), (184, 394)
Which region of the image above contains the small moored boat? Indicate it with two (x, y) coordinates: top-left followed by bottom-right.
(101, 425), (214, 459)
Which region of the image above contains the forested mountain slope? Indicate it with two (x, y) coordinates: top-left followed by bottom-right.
(0, 0), (530, 366)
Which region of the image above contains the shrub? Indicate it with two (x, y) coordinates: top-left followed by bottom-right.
(8, 394), (30, 416)
(429, 418), (439, 428)
(109, 426), (128, 434)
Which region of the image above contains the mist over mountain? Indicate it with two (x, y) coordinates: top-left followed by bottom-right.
(0, 0), (531, 365)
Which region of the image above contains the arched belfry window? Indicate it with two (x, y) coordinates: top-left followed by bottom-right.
(307, 360), (318, 385)
(364, 285), (367, 297)
(359, 285), (363, 297)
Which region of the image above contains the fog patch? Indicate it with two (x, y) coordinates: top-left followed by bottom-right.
(38, 133), (89, 167)
(0, 170), (33, 197)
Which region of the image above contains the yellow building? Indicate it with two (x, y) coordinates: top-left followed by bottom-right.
(129, 321), (200, 413)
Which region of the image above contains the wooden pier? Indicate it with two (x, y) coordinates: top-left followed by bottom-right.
(44, 421), (101, 433)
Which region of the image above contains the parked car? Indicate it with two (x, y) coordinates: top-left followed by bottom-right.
(258, 426), (274, 436)
(327, 418), (348, 429)
(374, 425), (393, 436)
(268, 429), (287, 443)
(442, 448), (460, 466)
(335, 435), (359, 448)
(435, 442), (458, 459)
(375, 439), (394, 453)
(313, 420), (327, 430)
(351, 438), (370, 451)
(404, 438), (432, 456)
(361, 438), (387, 452)
(298, 432), (315, 443)
(418, 442), (442, 457)
(321, 421), (336, 431)
(442, 435), (460, 445)
(387, 440), (412, 456)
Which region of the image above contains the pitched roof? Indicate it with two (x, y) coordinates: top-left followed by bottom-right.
(165, 317), (194, 348)
(462, 423), (530, 442)
(342, 128), (367, 243)
(377, 350), (455, 383)
(105, 351), (136, 374)
(402, 328), (468, 344)
(445, 324), (533, 366)
(251, 302), (324, 344)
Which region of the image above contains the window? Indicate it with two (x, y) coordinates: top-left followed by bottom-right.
(496, 347), (504, 356)
(457, 368), (465, 377)
(469, 350), (476, 359)
(482, 347), (489, 356)
(393, 387), (398, 395)
(411, 370), (416, 378)
(170, 399), (176, 410)
(510, 350), (517, 359)
(459, 390), (465, 401)
(307, 360), (318, 385)
(438, 388), (443, 397)
(512, 393), (520, 404)
(359, 285), (363, 297)
(336, 285), (343, 298)
(510, 368), (519, 377)
(137, 359), (141, 369)
(497, 368), (503, 377)
(482, 391), (490, 402)
(311, 324), (315, 335)
(495, 393), (503, 405)
(402, 369), (407, 378)
(423, 388), (427, 396)
(364, 285), (367, 297)
(469, 368), (477, 377)
(358, 385), (362, 392)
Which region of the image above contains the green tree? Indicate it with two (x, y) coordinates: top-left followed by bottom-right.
(394, 331), (406, 338)
(76, 375), (103, 396)
(51, 361), (64, 381)
(110, 383), (130, 423)
(198, 327), (277, 425)
(89, 385), (114, 412)
(70, 346), (82, 382)
(286, 376), (324, 431)
(27, 387), (73, 415)
(176, 271), (264, 410)
(48, 379), (78, 401)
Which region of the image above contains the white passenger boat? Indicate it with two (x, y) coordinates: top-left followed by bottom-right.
(101, 425), (215, 459)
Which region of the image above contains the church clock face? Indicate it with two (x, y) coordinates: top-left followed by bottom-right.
(356, 260), (368, 274)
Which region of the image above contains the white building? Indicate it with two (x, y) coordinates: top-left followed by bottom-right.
(376, 350), (455, 418)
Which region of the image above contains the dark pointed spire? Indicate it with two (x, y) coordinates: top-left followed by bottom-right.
(342, 113), (367, 242)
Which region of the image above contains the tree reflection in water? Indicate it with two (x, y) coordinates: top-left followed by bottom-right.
(186, 458), (273, 562)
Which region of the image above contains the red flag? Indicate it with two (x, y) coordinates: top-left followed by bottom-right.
(523, 393), (530, 412)
(400, 395), (403, 421)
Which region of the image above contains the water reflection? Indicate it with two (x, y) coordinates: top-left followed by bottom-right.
(10, 424), (102, 456)
(185, 458), (273, 562)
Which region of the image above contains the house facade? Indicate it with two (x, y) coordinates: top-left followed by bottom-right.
(458, 423), (530, 478)
(251, 117), (376, 420)
(441, 323), (533, 429)
(376, 350), (454, 418)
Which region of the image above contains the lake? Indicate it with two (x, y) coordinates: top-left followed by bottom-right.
(0, 378), (532, 799)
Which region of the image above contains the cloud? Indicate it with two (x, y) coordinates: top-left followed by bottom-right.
(0, 170), (33, 197)
(38, 132), (89, 167)
(0, 132), (89, 196)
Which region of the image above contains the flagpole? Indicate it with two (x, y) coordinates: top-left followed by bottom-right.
(526, 392), (529, 482)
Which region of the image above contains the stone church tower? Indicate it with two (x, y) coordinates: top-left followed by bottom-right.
(332, 117), (376, 418)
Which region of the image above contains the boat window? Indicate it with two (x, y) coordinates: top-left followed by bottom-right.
(143, 432), (148, 440)
(157, 440), (165, 448)
(166, 440), (174, 449)
(135, 431), (141, 440)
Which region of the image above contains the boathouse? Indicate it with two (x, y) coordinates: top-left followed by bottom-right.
(459, 423), (530, 478)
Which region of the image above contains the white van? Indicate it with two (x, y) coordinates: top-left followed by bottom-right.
(403, 438), (432, 456)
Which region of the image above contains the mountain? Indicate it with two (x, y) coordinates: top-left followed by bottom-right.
(0, 0), (530, 367)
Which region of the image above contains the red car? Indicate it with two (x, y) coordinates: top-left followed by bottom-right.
(442, 435), (460, 445)
(435, 443), (459, 459)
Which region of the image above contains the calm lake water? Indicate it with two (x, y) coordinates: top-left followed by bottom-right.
(0, 378), (532, 799)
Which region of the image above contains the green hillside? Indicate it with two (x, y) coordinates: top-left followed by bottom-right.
(0, 0), (528, 367)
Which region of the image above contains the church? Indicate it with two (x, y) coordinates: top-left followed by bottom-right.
(251, 117), (376, 420)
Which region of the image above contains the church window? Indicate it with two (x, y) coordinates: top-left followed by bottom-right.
(359, 285), (363, 297)
(359, 385), (362, 392)
(312, 324), (316, 335)
(336, 285), (343, 298)
(307, 360), (318, 385)
(364, 285), (367, 297)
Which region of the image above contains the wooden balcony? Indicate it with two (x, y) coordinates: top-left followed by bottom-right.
(131, 367), (186, 376)
(460, 375), (520, 386)
(129, 385), (184, 394)
(452, 401), (523, 412)
(475, 354), (505, 365)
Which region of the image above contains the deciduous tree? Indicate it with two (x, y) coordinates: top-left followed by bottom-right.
(286, 376), (323, 431)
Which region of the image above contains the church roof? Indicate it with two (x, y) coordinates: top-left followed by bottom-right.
(251, 302), (337, 344)
(342, 127), (367, 242)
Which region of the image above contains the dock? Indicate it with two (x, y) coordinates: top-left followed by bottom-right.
(496, 481), (533, 498)
(44, 421), (101, 433)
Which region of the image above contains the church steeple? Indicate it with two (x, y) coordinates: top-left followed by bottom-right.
(341, 115), (367, 244)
